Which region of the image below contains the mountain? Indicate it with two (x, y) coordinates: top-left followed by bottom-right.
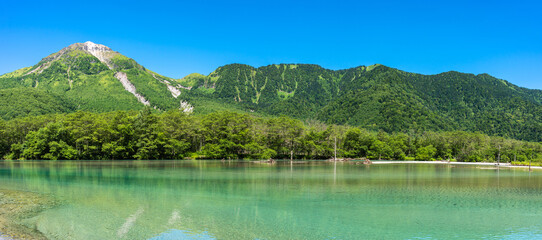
(181, 64), (542, 141)
(0, 41), (189, 115)
(1, 42), (542, 141)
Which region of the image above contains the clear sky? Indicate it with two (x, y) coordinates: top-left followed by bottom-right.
(1, 0), (541, 89)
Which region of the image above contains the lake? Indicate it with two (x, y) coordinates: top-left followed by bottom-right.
(1, 160), (542, 239)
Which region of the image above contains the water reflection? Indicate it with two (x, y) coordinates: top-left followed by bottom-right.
(149, 229), (215, 240)
(0, 160), (542, 239)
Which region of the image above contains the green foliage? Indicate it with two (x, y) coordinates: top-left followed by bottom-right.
(196, 64), (340, 119)
(2, 43), (542, 144)
(0, 44), (182, 115)
(416, 145), (437, 161)
(0, 67), (32, 78)
(123, 69), (179, 110)
(110, 55), (144, 70)
(0, 111), (541, 161)
(0, 53), (143, 113)
(133, 108), (166, 159)
(181, 95), (268, 117)
(370, 140), (392, 160)
(343, 128), (371, 158)
(200, 112), (254, 159)
(511, 161), (542, 167)
(186, 64), (542, 141)
(20, 122), (77, 160)
(0, 88), (76, 120)
(178, 73), (210, 88)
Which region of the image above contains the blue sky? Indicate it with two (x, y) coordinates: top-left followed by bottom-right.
(1, 0), (541, 89)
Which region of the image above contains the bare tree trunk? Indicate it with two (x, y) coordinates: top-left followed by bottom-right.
(530, 153), (533, 172)
(334, 137), (337, 161)
(497, 145), (501, 167)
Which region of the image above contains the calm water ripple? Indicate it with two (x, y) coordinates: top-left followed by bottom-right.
(1, 160), (541, 239)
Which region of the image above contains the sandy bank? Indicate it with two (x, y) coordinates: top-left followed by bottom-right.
(371, 160), (542, 170)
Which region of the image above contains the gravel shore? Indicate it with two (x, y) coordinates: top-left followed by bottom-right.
(0, 189), (59, 240)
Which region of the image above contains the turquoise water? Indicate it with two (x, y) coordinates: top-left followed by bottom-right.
(1, 161), (542, 239)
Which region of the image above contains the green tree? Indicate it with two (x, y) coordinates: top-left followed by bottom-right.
(416, 145), (437, 161)
(201, 112), (254, 159)
(370, 140), (392, 160)
(133, 108), (167, 160)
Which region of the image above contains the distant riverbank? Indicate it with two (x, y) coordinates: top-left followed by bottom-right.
(370, 160), (542, 170)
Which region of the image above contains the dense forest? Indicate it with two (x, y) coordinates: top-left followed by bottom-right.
(1, 109), (540, 165)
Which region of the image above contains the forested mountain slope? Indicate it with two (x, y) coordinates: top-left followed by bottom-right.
(1, 42), (541, 141)
(184, 64), (542, 141)
(0, 41), (188, 118)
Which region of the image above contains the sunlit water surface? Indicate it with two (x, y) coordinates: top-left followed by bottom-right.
(1, 160), (542, 239)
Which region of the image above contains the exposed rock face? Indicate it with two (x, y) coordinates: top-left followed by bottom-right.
(177, 85), (192, 90)
(152, 73), (181, 98)
(179, 100), (194, 113)
(114, 72), (150, 106)
(167, 85), (181, 98)
(25, 62), (51, 75)
(79, 41), (116, 69)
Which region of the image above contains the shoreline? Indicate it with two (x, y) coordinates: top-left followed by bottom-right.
(369, 160), (542, 170)
(0, 234), (13, 240)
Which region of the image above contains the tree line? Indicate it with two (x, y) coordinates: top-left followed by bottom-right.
(0, 109), (541, 164)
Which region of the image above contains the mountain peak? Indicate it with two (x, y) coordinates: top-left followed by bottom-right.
(79, 41), (112, 52)
(27, 41), (119, 73)
(67, 41), (116, 69)
(66, 41), (111, 50)
(17, 41), (136, 78)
